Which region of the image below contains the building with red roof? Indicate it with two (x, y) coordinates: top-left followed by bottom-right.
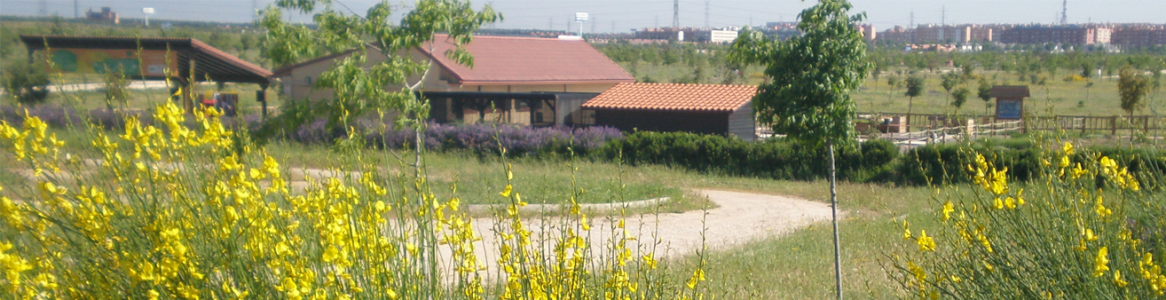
(582, 82), (758, 140)
(272, 35), (633, 126)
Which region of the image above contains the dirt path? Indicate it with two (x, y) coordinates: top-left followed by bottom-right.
(445, 189), (836, 281)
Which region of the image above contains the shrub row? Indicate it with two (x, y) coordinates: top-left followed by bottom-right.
(899, 143), (1166, 185)
(10, 105), (1164, 186)
(598, 131), (899, 182)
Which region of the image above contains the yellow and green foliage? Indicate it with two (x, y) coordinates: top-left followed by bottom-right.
(892, 141), (1165, 298)
(0, 102), (705, 299)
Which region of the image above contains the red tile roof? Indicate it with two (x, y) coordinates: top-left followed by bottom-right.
(582, 82), (757, 112)
(420, 35), (634, 85)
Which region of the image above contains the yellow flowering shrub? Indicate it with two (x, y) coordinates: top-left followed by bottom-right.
(0, 103), (706, 299)
(891, 141), (1164, 299)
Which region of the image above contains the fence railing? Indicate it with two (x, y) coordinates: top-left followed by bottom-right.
(862, 113), (1166, 136)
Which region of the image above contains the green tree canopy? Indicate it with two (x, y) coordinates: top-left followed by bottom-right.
(1118, 65), (1151, 116)
(728, 0), (871, 147)
(260, 0), (500, 129)
(904, 75), (924, 115)
(952, 87), (970, 109)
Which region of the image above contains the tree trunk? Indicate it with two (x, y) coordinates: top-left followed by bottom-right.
(828, 141), (843, 300)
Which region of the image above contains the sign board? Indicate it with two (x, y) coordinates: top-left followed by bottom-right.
(47, 48), (178, 77)
(575, 12), (588, 22)
(996, 98), (1024, 119)
(143, 7), (155, 14)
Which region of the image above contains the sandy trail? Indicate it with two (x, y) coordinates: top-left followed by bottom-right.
(441, 189), (836, 282)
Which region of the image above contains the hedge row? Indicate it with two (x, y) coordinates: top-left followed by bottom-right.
(899, 143), (1166, 185)
(598, 131), (1166, 186)
(597, 131), (899, 183)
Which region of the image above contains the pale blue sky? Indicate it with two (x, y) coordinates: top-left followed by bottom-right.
(1, 0), (1161, 32)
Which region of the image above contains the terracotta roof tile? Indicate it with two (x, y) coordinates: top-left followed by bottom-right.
(582, 82), (757, 112)
(420, 35), (634, 85)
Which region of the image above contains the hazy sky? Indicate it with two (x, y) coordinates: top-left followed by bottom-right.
(2, 0), (1162, 33)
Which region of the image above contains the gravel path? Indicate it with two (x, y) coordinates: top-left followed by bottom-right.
(444, 189), (836, 282)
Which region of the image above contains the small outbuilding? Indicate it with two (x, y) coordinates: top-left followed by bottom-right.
(989, 85), (1030, 120)
(582, 82), (757, 140)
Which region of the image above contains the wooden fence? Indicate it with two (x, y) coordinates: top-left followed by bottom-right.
(861, 113), (1166, 137)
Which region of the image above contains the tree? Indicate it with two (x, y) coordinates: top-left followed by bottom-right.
(905, 75), (924, 116)
(977, 78), (993, 116)
(2, 60), (50, 105)
(102, 70), (130, 111)
(1118, 65), (1151, 144)
(260, 1), (499, 294)
(952, 87), (970, 110)
(729, 1), (871, 298)
(941, 72), (959, 104)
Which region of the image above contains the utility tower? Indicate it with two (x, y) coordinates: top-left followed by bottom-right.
(75, 0), (79, 18)
(549, 18), (553, 31)
(672, 0), (679, 29)
(39, 0), (48, 16)
(252, 0), (259, 22)
(704, 0), (709, 29)
(1060, 0), (1069, 25)
(941, 6), (945, 26)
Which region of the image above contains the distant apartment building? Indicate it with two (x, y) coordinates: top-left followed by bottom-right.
(764, 22), (798, 31)
(1112, 28), (1166, 48)
(913, 24), (994, 44)
(632, 27), (739, 43)
(878, 26), (913, 44)
(709, 29), (739, 44)
(999, 26), (1103, 45)
(858, 24), (876, 43)
(86, 7), (119, 24)
(877, 24), (992, 45)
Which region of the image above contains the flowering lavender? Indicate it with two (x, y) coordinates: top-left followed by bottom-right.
(4, 104), (624, 157)
(362, 121), (622, 156)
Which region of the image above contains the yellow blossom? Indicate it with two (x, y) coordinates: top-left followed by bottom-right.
(917, 230), (936, 252)
(1095, 247), (1110, 277)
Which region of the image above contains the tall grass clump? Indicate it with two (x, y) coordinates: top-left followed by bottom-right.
(890, 140), (1166, 298)
(0, 102), (710, 299)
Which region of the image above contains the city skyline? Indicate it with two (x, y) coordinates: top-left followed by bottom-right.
(2, 0), (1162, 32)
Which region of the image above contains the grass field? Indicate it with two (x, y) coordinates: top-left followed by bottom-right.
(626, 61), (1166, 118)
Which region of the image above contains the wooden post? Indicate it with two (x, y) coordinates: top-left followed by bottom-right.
(1111, 116), (1118, 136)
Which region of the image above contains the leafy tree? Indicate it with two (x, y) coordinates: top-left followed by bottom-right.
(941, 72), (959, 103)
(977, 78), (993, 116)
(103, 70), (130, 111)
(952, 87), (970, 109)
(2, 60), (50, 105)
(260, 2), (499, 294)
(1118, 65), (1151, 143)
(904, 75), (924, 116)
(729, 0), (871, 298)
(961, 63), (976, 83)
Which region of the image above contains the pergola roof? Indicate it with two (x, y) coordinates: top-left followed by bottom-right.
(20, 35), (272, 85)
